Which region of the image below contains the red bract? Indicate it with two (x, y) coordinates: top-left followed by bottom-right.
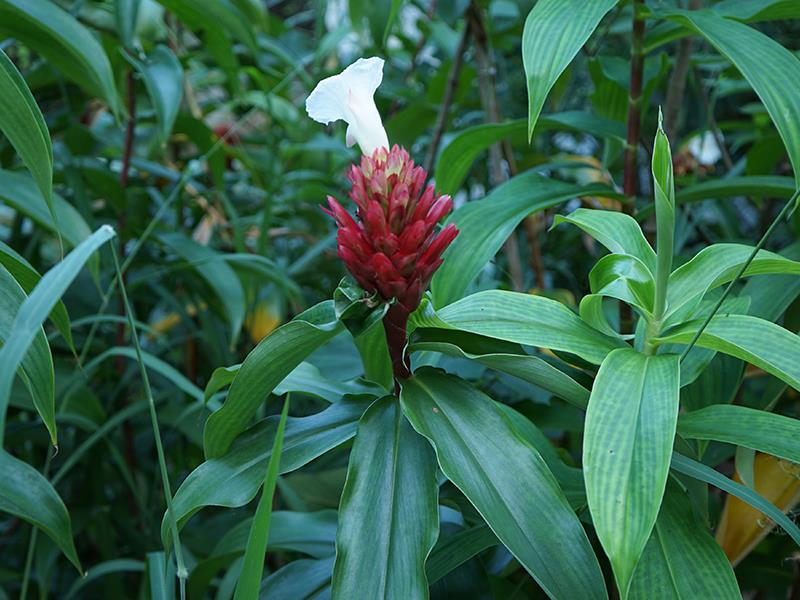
(323, 144), (458, 384)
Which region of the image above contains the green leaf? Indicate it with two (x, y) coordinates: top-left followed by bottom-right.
(153, 0), (256, 52)
(553, 208), (656, 274)
(677, 175), (795, 205)
(0, 265), (55, 444)
(628, 481), (740, 600)
(522, 0), (618, 139)
(0, 226), (115, 445)
(651, 111), (675, 324)
(678, 404), (800, 464)
(420, 290), (625, 365)
(583, 348), (680, 596)
(655, 314), (800, 390)
(664, 9), (800, 186)
(434, 114), (624, 194)
(115, 0), (141, 48)
(234, 396), (290, 600)
(0, 169), (92, 250)
(65, 559), (145, 600)
(145, 552), (173, 600)
(163, 397), (370, 546)
(588, 254), (655, 316)
(0, 241), (73, 351)
(160, 232), (245, 345)
(332, 396), (439, 599)
(401, 369), (607, 600)
(432, 173), (623, 308)
(670, 452), (800, 548)
(665, 245), (800, 321)
(0, 48), (53, 215)
(202, 301), (343, 458)
(410, 328), (590, 409)
(0, 450), (81, 571)
(0, 0), (119, 113)
(713, 0), (800, 22)
(425, 525), (498, 585)
(126, 45), (183, 143)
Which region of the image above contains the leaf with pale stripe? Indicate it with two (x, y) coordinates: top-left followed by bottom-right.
(332, 396), (439, 599)
(401, 369), (607, 600)
(583, 348), (680, 597)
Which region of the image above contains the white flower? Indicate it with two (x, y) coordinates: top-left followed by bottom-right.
(688, 131), (722, 166)
(305, 57), (389, 156)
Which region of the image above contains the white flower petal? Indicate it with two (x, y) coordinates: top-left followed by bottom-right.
(688, 131), (722, 166)
(305, 57), (389, 156)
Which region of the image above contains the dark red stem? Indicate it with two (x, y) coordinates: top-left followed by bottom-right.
(383, 303), (412, 393)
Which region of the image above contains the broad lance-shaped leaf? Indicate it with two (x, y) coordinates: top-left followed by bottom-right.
(0, 241), (73, 350)
(553, 208), (657, 275)
(0, 48), (53, 215)
(0, 0), (119, 113)
(0, 265), (55, 444)
(655, 314), (800, 391)
(332, 396), (439, 599)
(522, 0), (617, 139)
(678, 404), (800, 464)
(665, 244), (800, 321)
(420, 290), (625, 365)
(163, 397), (370, 546)
(203, 300), (342, 459)
(410, 328), (590, 409)
(583, 348), (680, 597)
(0, 226), (115, 445)
(663, 9), (800, 186)
(401, 369), (607, 600)
(628, 481), (739, 600)
(432, 172), (623, 308)
(433, 114), (625, 195)
(0, 450), (81, 571)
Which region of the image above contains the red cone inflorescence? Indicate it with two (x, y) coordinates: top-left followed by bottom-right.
(323, 145), (459, 383)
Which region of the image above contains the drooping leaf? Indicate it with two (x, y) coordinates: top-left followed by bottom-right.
(655, 314), (800, 391)
(432, 172), (623, 308)
(664, 9), (800, 186)
(0, 241), (73, 350)
(583, 348), (680, 596)
(434, 114), (624, 194)
(0, 48), (53, 214)
(202, 301), (343, 458)
(0, 226), (115, 442)
(401, 369), (607, 600)
(425, 525), (498, 585)
(678, 404), (800, 464)
(163, 397), (371, 546)
(332, 396), (439, 599)
(115, 0), (141, 48)
(0, 0), (119, 113)
(553, 208), (656, 274)
(628, 481), (740, 600)
(522, 0), (618, 139)
(418, 290), (625, 365)
(670, 452), (800, 549)
(0, 265), (55, 444)
(0, 450), (81, 571)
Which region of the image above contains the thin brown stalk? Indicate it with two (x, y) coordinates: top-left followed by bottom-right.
(468, 1), (525, 291)
(664, 0), (702, 141)
(424, 21), (470, 174)
(623, 0), (646, 214)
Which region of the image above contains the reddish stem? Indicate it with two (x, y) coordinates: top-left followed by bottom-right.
(623, 0), (645, 213)
(382, 303), (412, 393)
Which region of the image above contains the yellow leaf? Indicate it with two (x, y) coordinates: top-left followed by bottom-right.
(716, 452), (800, 566)
(245, 300), (282, 344)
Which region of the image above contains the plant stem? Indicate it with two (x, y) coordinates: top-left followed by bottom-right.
(623, 0), (645, 214)
(678, 189), (800, 361)
(424, 21), (469, 174)
(111, 245), (188, 600)
(663, 0), (701, 141)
